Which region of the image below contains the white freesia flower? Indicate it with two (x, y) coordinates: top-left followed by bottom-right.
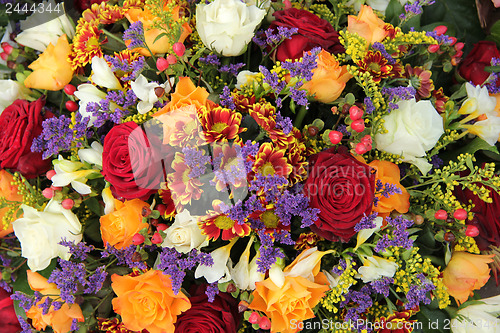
(196, 0), (266, 56)
(90, 56), (121, 90)
(357, 255), (398, 283)
(464, 116), (500, 146)
(15, 0), (75, 52)
(51, 155), (99, 194)
(235, 70), (259, 90)
(230, 236), (264, 290)
(102, 187), (115, 215)
(0, 80), (25, 113)
(74, 83), (107, 126)
(195, 238), (237, 283)
(78, 141), (103, 167)
(161, 209), (208, 253)
(375, 98), (444, 175)
(284, 247), (333, 281)
(460, 83), (497, 118)
(355, 216), (383, 250)
(12, 199), (82, 271)
(451, 295), (500, 333)
(131, 75), (174, 114)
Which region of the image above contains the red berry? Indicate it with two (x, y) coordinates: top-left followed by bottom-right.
(42, 188), (54, 199)
(0, 52), (8, 61)
(434, 209), (448, 220)
(156, 204), (167, 216)
(64, 84), (76, 95)
(132, 233), (145, 245)
(151, 232), (162, 244)
(433, 25), (448, 35)
(1, 43), (13, 55)
(349, 105), (364, 121)
(46, 170), (56, 180)
(428, 44), (440, 53)
(465, 225), (479, 237)
(258, 316), (271, 330)
(226, 283), (236, 293)
(65, 100), (78, 112)
(307, 126), (319, 137)
(172, 42), (185, 57)
(448, 37), (457, 46)
(157, 223), (168, 231)
(444, 232), (455, 242)
(156, 57), (169, 71)
(355, 142), (368, 155)
(62, 198), (74, 210)
(167, 54), (177, 65)
(238, 301), (249, 313)
(351, 119), (365, 133)
(131, 252), (142, 262)
(142, 206), (152, 217)
(453, 208), (467, 220)
(328, 131), (342, 144)
(51, 185), (62, 191)
(454, 42), (465, 51)
(341, 104), (350, 115)
(248, 312), (260, 324)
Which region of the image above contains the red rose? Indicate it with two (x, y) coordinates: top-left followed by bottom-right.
(269, 8), (344, 62)
(0, 98), (51, 178)
(303, 146), (376, 242)
(454, 184), (500, 251)
(0, 288), (21, 333)
(458, 41), (500, 85)
(175, 284), (240, 333)
(102, 122), (163, 200)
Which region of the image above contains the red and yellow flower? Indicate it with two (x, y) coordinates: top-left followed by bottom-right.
(252, 142), (292, 179)
(357, 51), (403, 82)
(166, 152), (204, 208)
(199, 106), (245, 143)
(211, 143), (248, 192)
(201, 201), (251, 241)
(70, 21), (105, 70)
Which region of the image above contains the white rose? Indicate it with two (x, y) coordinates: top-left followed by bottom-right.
(196, 0), (266, 56)
(0, 80), (24, 114)
(161, 210), (208, 253)
(12, 200), (82, 271)
(451, 295), (500, 333)
(375, 99), (444, 175)
(15, 0), (75, 52)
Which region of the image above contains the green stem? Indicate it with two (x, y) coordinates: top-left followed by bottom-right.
(293, 105), (308, 129)
(101, 29), (126, 45)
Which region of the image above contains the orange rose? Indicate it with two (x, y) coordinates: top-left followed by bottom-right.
(347, 5), (388, 46)
(249, 273), (329, 333)
(154, 77), (210, 116)
(125, 4), (191, 56)
(442, 251), (494, 305)
(24, 35), (74, 91)
(0, 170), (23, 238)
(111, 270), (191, 333)
(25, 270), (84, 333)
(301, 49), (352, 103)
(100, 198), (149, 249)
(369, 160), (410, 216)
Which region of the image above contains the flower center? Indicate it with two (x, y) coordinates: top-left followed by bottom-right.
(86, 37), (100, 52)
(212, 122), (228, 133)
(214, 215), (235, 230)
(184, 120), (197, 134)
(368, 62), (381, 73)
(261, 210), (279, 229)
(260, 162), (275, 176)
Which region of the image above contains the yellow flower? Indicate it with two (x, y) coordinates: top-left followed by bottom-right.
(24, 35), (73, 91)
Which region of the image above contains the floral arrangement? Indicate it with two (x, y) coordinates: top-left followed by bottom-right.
(1, 0), (500, 332)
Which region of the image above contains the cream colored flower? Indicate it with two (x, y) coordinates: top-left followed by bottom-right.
(161, 209), (208, 253)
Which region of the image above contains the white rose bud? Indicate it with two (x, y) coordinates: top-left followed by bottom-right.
(161, 209), (208, 253)
(196, 0), (266, 56)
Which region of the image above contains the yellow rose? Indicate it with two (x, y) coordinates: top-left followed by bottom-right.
(24, 35), (73, 91)
(301, 49), (352, 103)
(111, 270), (191, 333)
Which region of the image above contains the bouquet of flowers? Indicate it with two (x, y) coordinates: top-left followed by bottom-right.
(1, 0), (500, 332)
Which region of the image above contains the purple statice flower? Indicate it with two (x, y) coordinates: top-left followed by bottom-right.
(0, 280), (11, 292)
(370, 277), (393, 297)
(485, 57), (500, 94)
(52, 301), (63, 311)
(259, 66), (286, 95)
(59, 239), (95, 261)
(205, 282), (219, 303)
(1, 252), (11, 267)
(70, 318), (80, 331)
(102, 245), (147, 270)
(425, 30), (454, 45)
(84, 266), (107, 294)
(289, 87), (309, 108)
(274, 190), (319, 228)
(220, 200), (247, 225)
(337, 124), (351, 136)
(399, 0), (436, 21)
(275, 112), (293, 134)
(11, 292), (34, 311)
(249, 174), (288, 196)
(256, 230), (285, 273)
(379, 181), (403, 198)
(31, 114), (89, 159)
(430, 155), (444, 169)
(364, 97), (375, 114)
(382, 86), (416, 112)
(199, 54), (221, 66)
(281, 47), (319, 82)
(341, 285), (373, 323)
(354, 212), (379, 232)
(123, 21), (145, 49)
(405, 275), (435, 310)
(332, 259), (347, 275)
(372, 42), (396, 64)
(220, 63), (245, 77)
(17, 316), (33, 333)
(261, 26), (298, 47)
(182, 147), (211, 178)
(375, 215), (414, 253)
(157, 248), (213, 294)
(38, 297), (52, 315)
(252, 31), (268, 49)
(219, 86), (235, 110)
(274, 229), (295, 246)
(48, 259), (86, 304)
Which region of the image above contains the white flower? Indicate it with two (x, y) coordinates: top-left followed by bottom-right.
(195, 239), (236, 283)
(355, 216), (383, 250)
(78, 141), (103, 167)
(451, 295), (500, 333)
(51, 155), (98, 194)
(460, 83), (497, 118)
(229, 236), (264, 290)
(374, 98), (444, 175)
(90, 56), (121, 90)
(15, 0), (75, 52)
(235, 70), (259, 90)
(73, 83), (107, 126)
(0, 80), (25, 114)
(102, 187), (115, 215)
(357, 255), (398, 283)
(464, 116), (500, 146)
(131, 75), (174, 114)
(12, 199), (82, 271)
(196, 0), (266, 56)
(161, 209), (208, 253)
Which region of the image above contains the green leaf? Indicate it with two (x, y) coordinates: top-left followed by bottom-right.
(414, 305), (450, 333)
(84, 218), (102, 243)
(85, 197), (101, 216)
(385, 0), (404, 26)
(488, 20), (500, 46)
